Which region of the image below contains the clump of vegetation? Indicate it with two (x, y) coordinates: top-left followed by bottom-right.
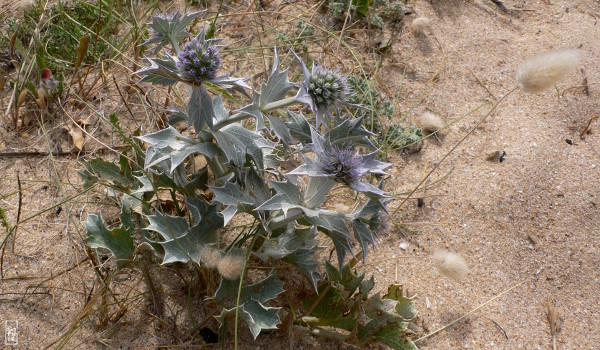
(80, 11), (419, 349)
(324, 0), (410, 28)
(276, 20), (315, 52)
(348, 74), (423, 156)
(0, 0), (114, 71)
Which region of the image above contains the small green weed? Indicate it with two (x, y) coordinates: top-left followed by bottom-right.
(0, 0), (115, 71)
(324, 0), (410, 29)
(347, 74), (423, 158)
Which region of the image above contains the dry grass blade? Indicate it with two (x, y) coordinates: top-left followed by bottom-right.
(547, 297), (561, 350)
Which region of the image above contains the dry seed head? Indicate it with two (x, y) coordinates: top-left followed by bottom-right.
(217, 255), (245, 280)
(411, 17), (431, 36)
(432, 249), (469, 281)
(419, 111), (446, 134)
(516, 49), (582, 93)
(200, 246), (221, 269)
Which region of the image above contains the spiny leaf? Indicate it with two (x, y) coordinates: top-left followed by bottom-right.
(85, 213), (134, 270)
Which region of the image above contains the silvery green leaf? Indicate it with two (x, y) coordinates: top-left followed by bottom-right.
(210, 182), (255, 225)
(120, 194), (143, 231)
(167, 107), (188, 125)
(145, 203), (221, 264)
(327, 116), (374, 147)
(237, 91), (264, 130)
(212, 269), (284, 304)
(135, 56), (180, 85)
(213, 270), (284, 339)
(80, 157), (134, 189)
(189, 85), (215, 130)
(349, 181), (389, 198)
(286, 110), (312, 144)
(133, 175), (154, 194)
(138, 126), (190, 149)
(215, 300), (281, 340)
(213, 124), (272, 169)
(303, 177), (335, 209)
(266, 114), (293, 150)
(351, 181), (391, 219)
(352, 219), (377, 262)
(211, 182), (254, 206)
(208, 75), (251, 93)
(270, 180), (301, 204)
(307, 212), (354, 269)
(212, 95), (230, 123)
(261, 49), (296, 105)
(254, 226), (322, 290)
(143, 11), (205, 52)
(139, 126), (218, 172)
(236, 49), (295, 130)
(85, 213), (134, 270)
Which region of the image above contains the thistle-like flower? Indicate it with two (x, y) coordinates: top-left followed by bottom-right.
(177, 39), (222, 85)
(516, 49), (582, 93)
(291, 51), (354, 129)
(290, 128), (391, 198)
(135, 28), (249, 91)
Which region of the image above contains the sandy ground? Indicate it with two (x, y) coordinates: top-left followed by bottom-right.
(0, 0), (599, 349)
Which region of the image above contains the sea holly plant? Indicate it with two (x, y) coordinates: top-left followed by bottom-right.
(81, 11), (418, 349)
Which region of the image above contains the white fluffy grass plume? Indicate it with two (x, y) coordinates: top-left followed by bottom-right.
(432, 249), (469, 281)
(419, 111), (446, 134)
(217, 255), (245, 280)
(516, 49), (582, 93)
(200, 246), (221, 269)
(411, 17), (431, 36)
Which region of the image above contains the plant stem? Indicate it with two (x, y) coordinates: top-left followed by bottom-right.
(213, 96), (298, 130)
(234, 234), (258, 350)
(262, 96), (297, 112)
(268, 208), (305, 230)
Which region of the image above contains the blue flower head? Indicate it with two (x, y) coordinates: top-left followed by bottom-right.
(177, 39), (222, 85)
(291, 51), (354, 129)
(289, 128), (391, 198)
(135, 28), (250, 92)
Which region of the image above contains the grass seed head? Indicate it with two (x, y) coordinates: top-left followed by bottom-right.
(200, 246), (221, 269)
(419, 111), (446, 134)
(217, 255), (245, 280)
(516, 49), (582, 93)
(411, 17), (431, 36)
(432, 249), (469, 281)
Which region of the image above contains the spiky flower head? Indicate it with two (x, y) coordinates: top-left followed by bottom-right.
(135, 28), (249, 92)
(307, 66), (350, 110)
(289, 128), (391, 198)
(516, 49), (582, 93)
(317, 142), (362, 185)
(291, 50), (355, 129)
(177, 39), (222, 85)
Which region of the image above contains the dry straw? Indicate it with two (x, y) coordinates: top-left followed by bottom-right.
(516, 49), (582, 93)
(432, 249), (469, 281)
(217, 254), (245, 280)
